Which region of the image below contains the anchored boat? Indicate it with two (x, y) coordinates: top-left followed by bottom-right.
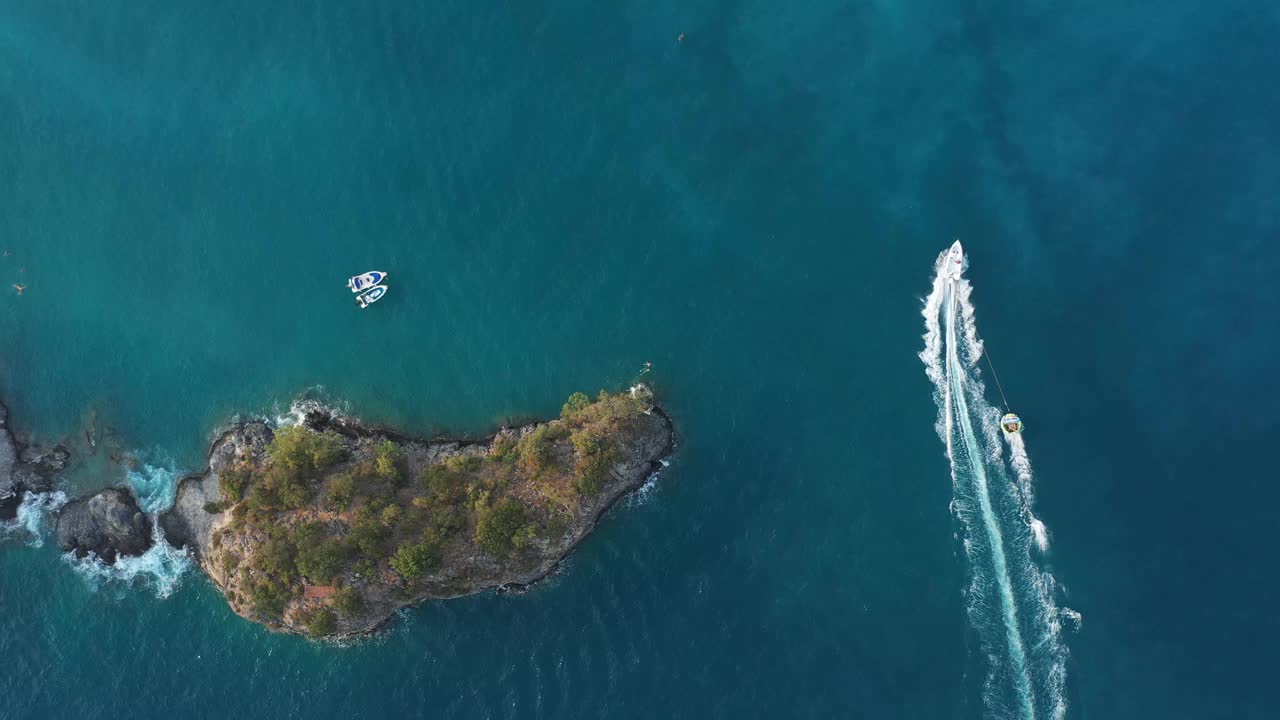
(348, 271), (388, 293)
(355, 285), (388, 308)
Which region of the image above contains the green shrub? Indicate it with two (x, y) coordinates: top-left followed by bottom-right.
(326, 473), (356, 510)
(303, 606), (337, 637)
(374, 440), (405, 482)
(573, 447), (620, 496)
(220, 552), (240, 576)
(296, 539), (345, 583)
(491, 434), (517, 462)
(445, 455), (482, 473)
(245, 462), (312, 511)
(380, 505), (402, 528)
(516, 425), (568, 477)
(220, 465), (251, 501)
(346, 514), (385, 560)
(512, 523), (539, 550)
(390, 541), (437, 579)
(333, 586), (363, 616)
(474, 497), (529, 557)
(203, 501), (225, 514)
(423, 504), (463, 547)
(561, 391), (591, 419)
(570, 425), (605, 456)
(255, 529), (297, 579)
(267, 426), (345, 479)
(277, 478), (310, 510)
(421, 463), (465, 502)
(250, 578), (293, 619)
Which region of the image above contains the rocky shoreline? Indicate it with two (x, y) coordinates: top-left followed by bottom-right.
(0, 388), (675, 638)
(0, 401), (71, 521)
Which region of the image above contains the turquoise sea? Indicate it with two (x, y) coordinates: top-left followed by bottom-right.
(2, 1), (1278, 718)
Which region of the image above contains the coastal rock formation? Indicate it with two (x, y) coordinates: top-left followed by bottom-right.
(159, 421), (273, 555)
(55, 487), (153, 562)
(0, 401), (71, 520)
(0, 403), (17, 515)
(161, 386), (675, 637)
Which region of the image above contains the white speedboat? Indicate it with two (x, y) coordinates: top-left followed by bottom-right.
(355, 285), (388, 308)
(942, 240), (964, 280)
(348, 271), (388, 293)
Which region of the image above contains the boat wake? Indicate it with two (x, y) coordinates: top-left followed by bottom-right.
(1006, 433), (1050, 553)
(920, 245), (1073, 719)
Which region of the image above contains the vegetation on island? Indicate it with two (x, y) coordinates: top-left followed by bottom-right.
(211, 389), (649, 630)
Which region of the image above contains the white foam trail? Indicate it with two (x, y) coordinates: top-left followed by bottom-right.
(1007, 432), (1034, 501)
(0, 490), (69, 547)
(65, 519), (192, 598)
(921, 245), (1072, 720)
(919, 255), (949, 436)
(946, 278), (1037, 720)
(1006, 431), (1049, 553)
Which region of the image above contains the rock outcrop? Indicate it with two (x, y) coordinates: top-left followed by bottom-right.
(0, 401), (71, 520)
(0, 403), (17, 517)
(159, 421), (272, 556)
(55, 487), (153, 563)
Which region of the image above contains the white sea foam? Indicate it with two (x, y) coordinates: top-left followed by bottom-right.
(0, 490), (69, 547)
(64, 519), (192, 598)
(921, 245), (1073, 720)
(1030, 519), (1050, 554)
(1004, 429), (1050, 553)
(1007, 432), (1035, 502)
(271, 392), (351, 428)
(126, 456), (181, 514)
(624, 472), (662, 508)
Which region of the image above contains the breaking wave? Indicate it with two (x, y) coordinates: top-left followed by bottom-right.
(268, 389), (351, 428)
(624, 471), (663, 508)
(64, 519), (192, 598)
(0, 491), (69, 547)
(126, 452), (182, 513)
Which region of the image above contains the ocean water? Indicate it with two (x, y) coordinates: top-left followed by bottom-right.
(1, 1), (1278, 718)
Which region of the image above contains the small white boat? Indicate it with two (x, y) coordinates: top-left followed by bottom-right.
(355, 285), (388, 308)
(347, 271), (388, 293)
(942, 240), (964, 280)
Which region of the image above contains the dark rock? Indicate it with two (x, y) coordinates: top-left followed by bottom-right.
(55, 487), (153, 563)
(20, 444), (70, 471)
(159, 421), (273, 556)
(157, 496), (194, 551)
(0, 493), (20, 521)
(0, 401), (17, 511)
(9, 445), (70, 495)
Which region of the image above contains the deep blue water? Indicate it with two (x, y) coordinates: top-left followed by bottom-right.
(1, 1), (1278, 717)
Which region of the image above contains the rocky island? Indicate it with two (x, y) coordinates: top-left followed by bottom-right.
(0, 386), (674, 637)
(150, 386), (674, 637)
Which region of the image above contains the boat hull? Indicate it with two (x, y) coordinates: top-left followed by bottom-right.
(348, 271), (388, 292)
(355, 285), (388, 308)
